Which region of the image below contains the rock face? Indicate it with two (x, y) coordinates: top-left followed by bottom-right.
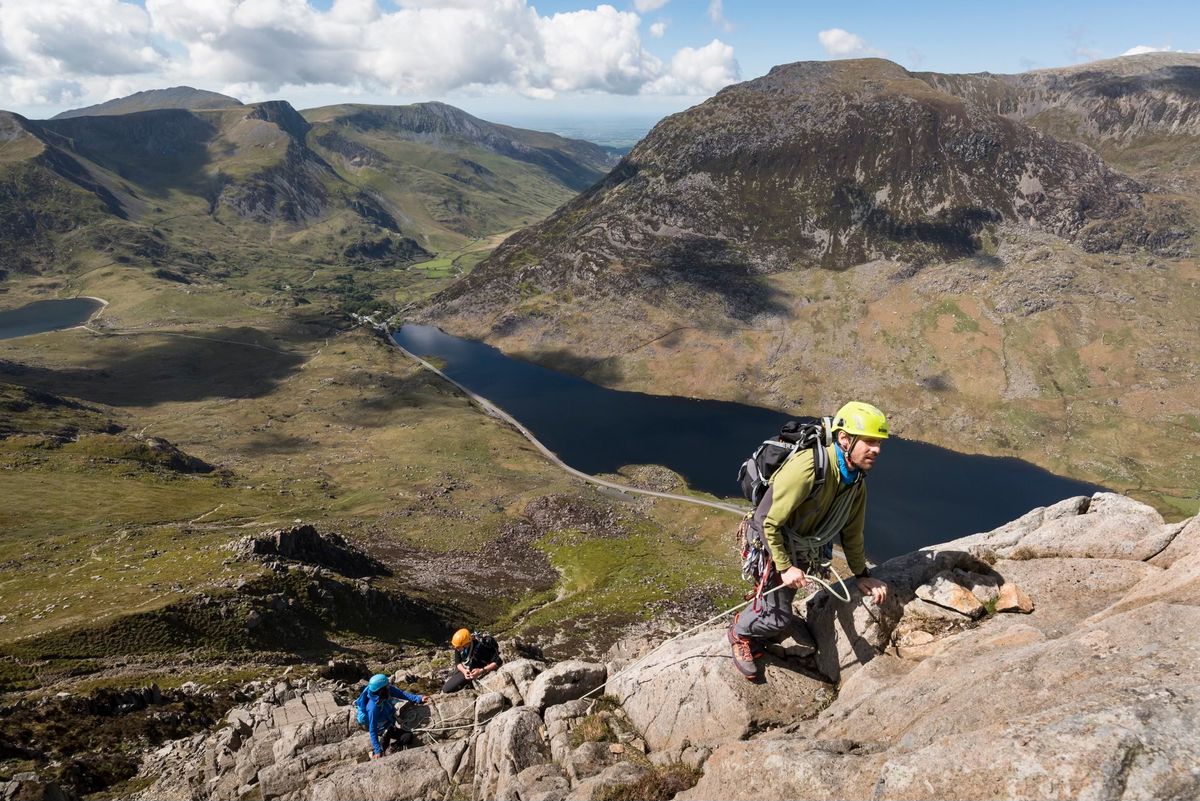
(685, 494), (1200, 800)
(429, 57), (1161, 322)
(228, 524), (390, 578)
(130, 494), (1197, 801)
(607, 628), (832, 752)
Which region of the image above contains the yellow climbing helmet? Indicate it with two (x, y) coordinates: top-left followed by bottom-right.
(832, 401), (889, 439)
(451, 628), (472, 649)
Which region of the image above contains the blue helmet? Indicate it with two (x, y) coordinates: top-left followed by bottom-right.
(368, 673), (389, 693)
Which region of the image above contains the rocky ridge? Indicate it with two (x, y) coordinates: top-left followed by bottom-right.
(61, 491), (1198, 801)
(427, 56), (1181, 324)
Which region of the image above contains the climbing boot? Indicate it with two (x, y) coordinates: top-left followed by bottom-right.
(727, 624), (761, 681)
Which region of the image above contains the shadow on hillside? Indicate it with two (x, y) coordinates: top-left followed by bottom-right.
(651, 236), (792, 323)
(0, 328), (305, 406)
(40, 111), (219, 200)
(521, 348), (625, 386)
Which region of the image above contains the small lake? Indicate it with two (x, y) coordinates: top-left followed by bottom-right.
(0, 298), (104, 340)
(394, 324), (1103, 563)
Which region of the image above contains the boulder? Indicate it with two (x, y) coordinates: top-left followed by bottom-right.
(950, 568), (1002, 603)
(945, 493), (1182, 562)
(565, 761), (650, 801)
(914, 571), (986, 618)
(679, 739), (884, 801)
(478, 659), (547, 706)
(409, 693), (474, 736)
(512, 764), (571, 801)
(994, 581), (1035, 613)
(257, 739), (362, 799)
(271, 706), (357, 762)
(544, 699), (593, 764)
(1149, 514), (1200, 568)
(563, 740), (619, 783)
(944, 496), (1090, 552)
(474, 691), (510, 726)
(308, 743), (454, 801)
(1088, 531), (1200, 623)
(606, 627), (831, 753)
(472, 707), (551, 801)
(807, 572), (903, 684)
(524, 660), (607, 712)
(0, 773), (78, 801)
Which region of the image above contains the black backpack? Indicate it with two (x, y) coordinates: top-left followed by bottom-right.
(736, 417), (833, 507)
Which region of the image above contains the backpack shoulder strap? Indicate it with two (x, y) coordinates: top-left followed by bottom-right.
(811, 442), (829, 490)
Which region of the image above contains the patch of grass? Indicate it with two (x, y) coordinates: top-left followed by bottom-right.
(1155, 493), (1200, 518)
(568, 713), (616, 748)
(514, 515), (743, 645)
(595, 763), (703, 801)
(929, 299), (980, 334)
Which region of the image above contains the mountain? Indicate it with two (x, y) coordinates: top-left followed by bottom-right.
(920, 53), (1200, 192)
(1, 93), (619, 310)
(52, 86), (244, 119)
(421, 56), (1200, 509)
(303, 101), (620, 247)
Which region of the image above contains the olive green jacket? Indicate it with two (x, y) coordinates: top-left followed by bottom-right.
(762, 443), (868, 575)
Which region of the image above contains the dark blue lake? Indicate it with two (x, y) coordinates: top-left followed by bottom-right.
(0, 298), (104, 340)
(394, 324), (1103, 563)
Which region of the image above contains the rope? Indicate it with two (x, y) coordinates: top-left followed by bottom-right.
(577, 567), (853, 705)
(406, 570), (859, 739)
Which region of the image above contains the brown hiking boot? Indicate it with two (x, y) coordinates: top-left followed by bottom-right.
(727, 624), (761, 680)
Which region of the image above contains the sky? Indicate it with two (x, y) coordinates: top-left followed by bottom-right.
(0, 0), (1197, 127)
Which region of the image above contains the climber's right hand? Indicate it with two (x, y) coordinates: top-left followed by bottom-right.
(780, 566), (811, 590)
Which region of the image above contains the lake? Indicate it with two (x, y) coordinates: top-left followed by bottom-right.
(0, 298), (105, 340)
(393, 324), (1103, 562)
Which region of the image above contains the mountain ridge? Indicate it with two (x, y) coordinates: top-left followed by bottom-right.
(419, 54), (1199, 512)
(52, 86), (245, 119)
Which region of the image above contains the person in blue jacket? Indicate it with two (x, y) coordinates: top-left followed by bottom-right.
(356, 673), (427, 758)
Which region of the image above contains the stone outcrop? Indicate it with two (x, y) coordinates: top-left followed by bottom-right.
(227, 524), (390, 578)
(684, 493), (1200, 800)
(0, 774), (78, 801)
(946, 493), (1184, 561)
(132, 493), (1197, 801)
(607, 628), (832, 752)
(524, 660), (606, 712)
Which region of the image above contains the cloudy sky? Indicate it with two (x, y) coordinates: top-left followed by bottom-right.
(1, 0), (1196, 123)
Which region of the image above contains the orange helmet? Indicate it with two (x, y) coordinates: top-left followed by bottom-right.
(451, 628), (472, 649)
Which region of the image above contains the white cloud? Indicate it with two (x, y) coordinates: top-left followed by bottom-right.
(817, 28), (885, 59)
(647, 38), (738, 94)
(707, 0), (732, 32)
(0, 0), (164, 79)
(633, 0), (669, 12)
(1119, 44), (1196, 56)
(536, 5), (662, 94)
(0, 0), (738, 113)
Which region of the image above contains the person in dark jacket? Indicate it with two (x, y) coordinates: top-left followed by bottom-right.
(356, 673), (426, 758)
(443, 628), (503, 693)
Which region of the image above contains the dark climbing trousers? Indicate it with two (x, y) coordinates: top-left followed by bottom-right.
(377, 724), (412, 753)
(733, 566), (798, 643)
(442, 671), (473, 693)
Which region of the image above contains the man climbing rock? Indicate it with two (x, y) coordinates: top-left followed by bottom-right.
(443, 628), (503, 692)
(729, 401), (891, 681)
(356, 673), (426, 758)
